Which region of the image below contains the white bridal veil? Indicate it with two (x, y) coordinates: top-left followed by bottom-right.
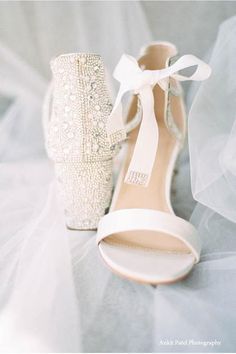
(0, 2), (235, 352)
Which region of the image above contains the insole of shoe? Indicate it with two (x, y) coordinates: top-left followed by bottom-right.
(104, 45), (190, 254)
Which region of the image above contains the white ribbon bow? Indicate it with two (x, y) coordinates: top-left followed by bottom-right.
(107, 54), (211, 186)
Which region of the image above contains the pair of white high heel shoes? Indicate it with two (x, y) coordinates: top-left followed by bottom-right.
(44, 42), (211, 284)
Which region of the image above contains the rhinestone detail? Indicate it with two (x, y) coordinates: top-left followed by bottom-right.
(46, 53), (120, 229)
(165, 56), (184, 142)
(55, 160), (112, 229)
(126, 171), (148, 186)
(109, 129), (126, 145)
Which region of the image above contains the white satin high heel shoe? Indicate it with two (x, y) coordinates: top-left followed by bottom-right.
(96, 42), (211, 284)
(44, 53), (118, 230)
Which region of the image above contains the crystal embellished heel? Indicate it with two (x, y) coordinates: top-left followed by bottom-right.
(44, 53), (117, 230)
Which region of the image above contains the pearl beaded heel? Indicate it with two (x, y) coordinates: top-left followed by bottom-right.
(44, 53), (117, 230)
(97, 42), (211, 284)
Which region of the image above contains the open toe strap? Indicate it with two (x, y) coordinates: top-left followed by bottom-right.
(96, 209), (201, 263)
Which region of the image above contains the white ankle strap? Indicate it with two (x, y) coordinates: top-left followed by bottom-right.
(96, 209), (201, 263)
(106, 54), (211, 187)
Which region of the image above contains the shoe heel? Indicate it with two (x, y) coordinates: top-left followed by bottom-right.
(45, 53), (118, 230)
(55, 160), (113, 230)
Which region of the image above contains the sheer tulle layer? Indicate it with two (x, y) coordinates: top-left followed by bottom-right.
(189, 16), (236, 223)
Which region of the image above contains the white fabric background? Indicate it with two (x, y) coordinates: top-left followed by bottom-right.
(0, 2), (236, 353)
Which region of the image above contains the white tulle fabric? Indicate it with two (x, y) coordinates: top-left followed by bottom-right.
(0, 2), (236, 352)
(189, 17), (236, 223)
